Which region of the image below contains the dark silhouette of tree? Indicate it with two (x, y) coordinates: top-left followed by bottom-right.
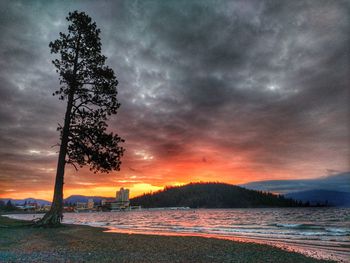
(4, 200), (17, 211)
(6, 200), (13, 207)
(38, 11), (124, 226)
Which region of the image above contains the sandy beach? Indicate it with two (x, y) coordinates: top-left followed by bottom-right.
(0, 216), (333, 263)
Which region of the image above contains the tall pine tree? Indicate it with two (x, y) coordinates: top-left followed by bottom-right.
(38, 11), (124, 226)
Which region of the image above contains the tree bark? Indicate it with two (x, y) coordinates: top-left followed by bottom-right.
(36, 90), (74, 226)
(37, 34), (81, 227)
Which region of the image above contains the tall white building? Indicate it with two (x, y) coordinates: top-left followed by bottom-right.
(116, 187), (129, 202)
(115, 187), (130, 208)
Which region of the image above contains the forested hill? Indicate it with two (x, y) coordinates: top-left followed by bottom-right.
(130, 182), (303, 208)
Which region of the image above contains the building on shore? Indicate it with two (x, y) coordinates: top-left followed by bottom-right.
(100, 187), (130, 211)
(76, 202), (87, 211)
(87, 198), (94, 210)
(115, 188), (130, 208)
(101, 198), (115, 206)
(75, 199), (96, 212)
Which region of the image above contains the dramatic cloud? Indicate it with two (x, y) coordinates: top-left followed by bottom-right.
(0, 0), (349, 199)
(242, 172), (350, 194)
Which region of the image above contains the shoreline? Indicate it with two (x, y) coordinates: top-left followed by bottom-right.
(0, 215), (335, 263)
(4, 209), (349, 262)
(103, 228), (349, 262)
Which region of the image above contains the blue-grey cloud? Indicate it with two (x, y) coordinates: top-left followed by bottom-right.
(0, 0), (349, 194)
(242, 172), (350, 193)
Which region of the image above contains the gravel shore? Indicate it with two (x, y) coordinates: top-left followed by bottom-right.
(0, 216), (333, 263)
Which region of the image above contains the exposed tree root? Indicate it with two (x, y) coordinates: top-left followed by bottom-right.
(34, 208), (63, 227)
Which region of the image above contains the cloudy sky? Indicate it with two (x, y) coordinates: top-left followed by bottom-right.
(0, 0), (349, 199)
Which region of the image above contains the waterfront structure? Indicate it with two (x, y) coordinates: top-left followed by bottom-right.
(101, 198), (115, 206)
(76, 202), (87, 210)
(87, 198), (94, 209)
(99, 188), (130, 211)
(116, 188), (130, 208)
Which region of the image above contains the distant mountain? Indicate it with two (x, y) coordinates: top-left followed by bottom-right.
(64, 195), (113, 204)
(241, 172), (350, 194)
(285, 190), (350, 207)
(0, 198), (51, 206)
(130, 182), (303, 208)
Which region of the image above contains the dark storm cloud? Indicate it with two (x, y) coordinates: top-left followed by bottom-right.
(116, 0), (349, 174)
(0, 0), (349, 195)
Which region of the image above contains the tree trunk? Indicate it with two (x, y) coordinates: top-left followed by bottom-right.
(37, 33), (80, 227)
(36, 91), (74, 226)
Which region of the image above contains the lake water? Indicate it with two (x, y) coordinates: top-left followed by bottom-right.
(6, 207), (350, 262)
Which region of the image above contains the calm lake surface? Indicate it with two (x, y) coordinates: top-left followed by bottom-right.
(6, 207), (350, 262)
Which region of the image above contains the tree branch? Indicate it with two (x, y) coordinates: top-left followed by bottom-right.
(80, 82), (97, 85)
(71, 99), (94, 115)
(67, 161), (79, 171)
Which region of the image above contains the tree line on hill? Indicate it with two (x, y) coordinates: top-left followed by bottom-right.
(130, 182), (310, 208)
(0, 200), (18, 212)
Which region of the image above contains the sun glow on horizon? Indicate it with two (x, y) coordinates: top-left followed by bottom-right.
(1, 152), (346, 201)
(1, 183), (165, 201)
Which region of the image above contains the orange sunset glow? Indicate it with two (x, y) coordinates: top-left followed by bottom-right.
(0, 0), (349, 202)
(1, 2), (350, 263)
(1, 140), (348, 201)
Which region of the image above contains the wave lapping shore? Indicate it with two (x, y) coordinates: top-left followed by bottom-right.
(4, 207), (350, 262)
(0, 216), (335, 263)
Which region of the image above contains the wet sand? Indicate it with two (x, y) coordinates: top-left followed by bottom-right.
(105, 228), (349, 262)
(0, 216), (334, 262)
